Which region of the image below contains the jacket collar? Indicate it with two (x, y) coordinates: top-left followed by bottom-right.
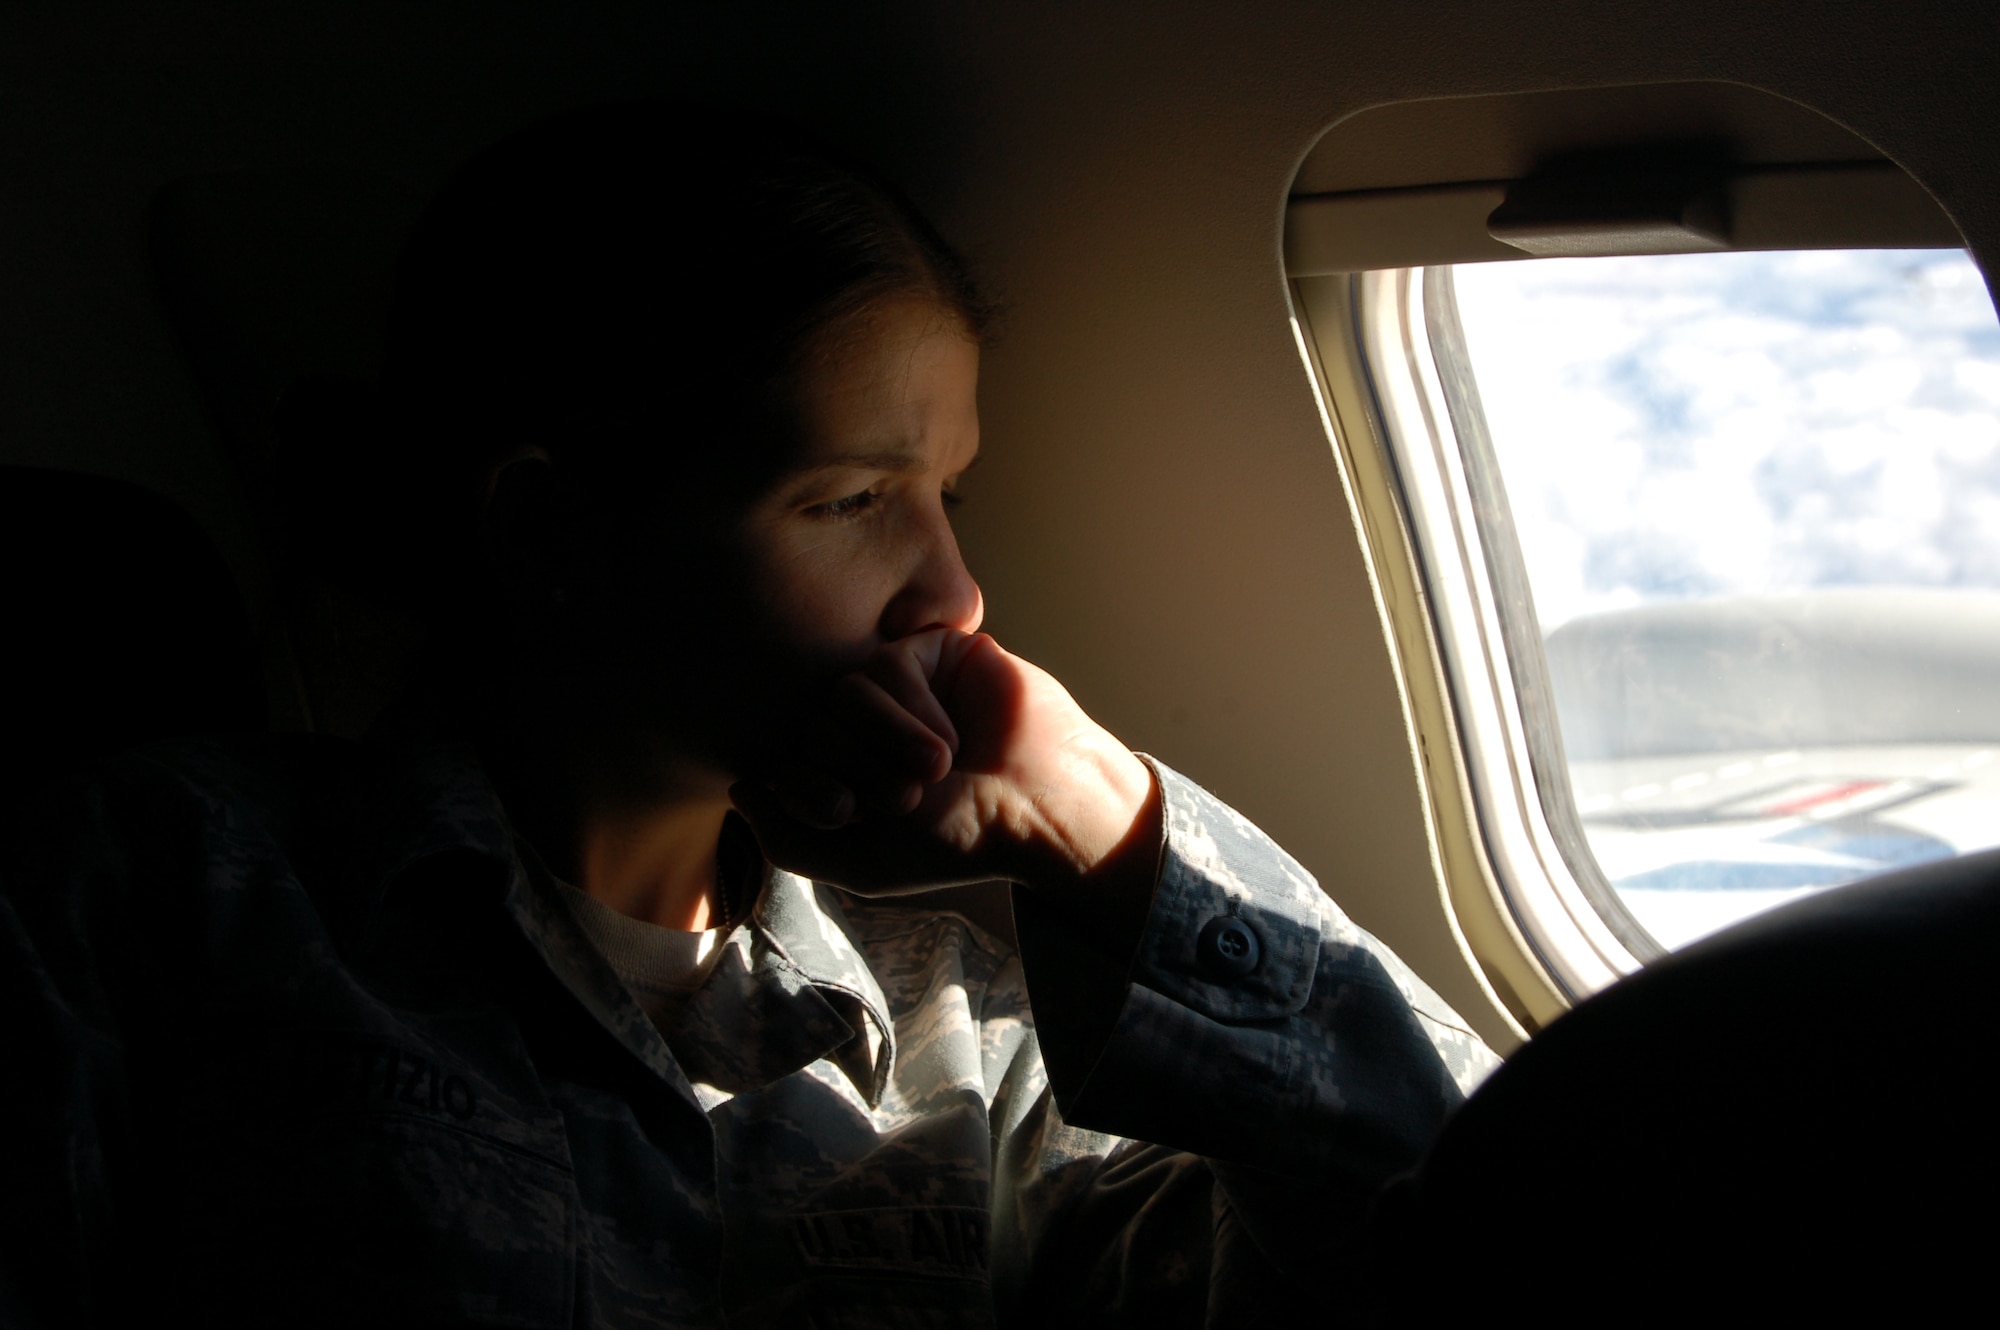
(354, 739), (897, 1107)
(350, 737), (517, 908)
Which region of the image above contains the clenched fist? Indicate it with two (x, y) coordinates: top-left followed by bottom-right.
(731, 628), (1163, 953)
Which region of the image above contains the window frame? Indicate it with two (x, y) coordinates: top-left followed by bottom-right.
(1294, 269), (1650, 1016)
(1411, 264), (1670, 970)
(1284, 83), (1978, 1022)
(1295, 244), (2000, 1012)
(1291, 270), (1592, 1028)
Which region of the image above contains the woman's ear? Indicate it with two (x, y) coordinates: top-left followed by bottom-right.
(480, 448), (571, 614)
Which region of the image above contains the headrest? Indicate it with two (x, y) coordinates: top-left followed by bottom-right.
(0, 467), (262, 812)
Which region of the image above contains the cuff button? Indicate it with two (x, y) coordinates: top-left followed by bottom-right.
(1196, 915), (1261, 979)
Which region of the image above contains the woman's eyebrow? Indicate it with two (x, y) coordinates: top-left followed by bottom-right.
(806, 448), (927, 473)
(792, 444), (981, 477)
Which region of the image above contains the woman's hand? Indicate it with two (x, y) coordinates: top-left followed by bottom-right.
(730, 629), (1163, 950)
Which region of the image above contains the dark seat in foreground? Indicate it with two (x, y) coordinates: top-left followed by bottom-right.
(1393, 848), (2000, 1323)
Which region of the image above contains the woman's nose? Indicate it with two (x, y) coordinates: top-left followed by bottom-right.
(881, 509), (984, 640)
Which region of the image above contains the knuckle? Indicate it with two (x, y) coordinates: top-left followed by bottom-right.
(867, 652), (920, 696)
(832, 672), (875, 705)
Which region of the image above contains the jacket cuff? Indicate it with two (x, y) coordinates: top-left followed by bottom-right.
(1129, 757), (1327, 1021)
(1013, 756), (1328, 1115)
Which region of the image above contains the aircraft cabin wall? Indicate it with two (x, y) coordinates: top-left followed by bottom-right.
(1, 1), (1993, 1048)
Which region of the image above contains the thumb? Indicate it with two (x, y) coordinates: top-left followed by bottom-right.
(729, 780), (808, 860)
(730, 778), (864, 882)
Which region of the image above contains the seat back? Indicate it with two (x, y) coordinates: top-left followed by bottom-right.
(0, 466), (262, 814)
(1392, 849), (2000, 1322)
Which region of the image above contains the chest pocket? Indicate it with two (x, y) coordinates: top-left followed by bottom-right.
(175, 1025), (578, 1329)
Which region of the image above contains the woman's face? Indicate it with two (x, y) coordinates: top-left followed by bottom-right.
(583, 294), (985, 789)
(737, 294), (985, 661)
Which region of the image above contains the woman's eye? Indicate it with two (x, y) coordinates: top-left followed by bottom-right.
(812, 488), (883, 520)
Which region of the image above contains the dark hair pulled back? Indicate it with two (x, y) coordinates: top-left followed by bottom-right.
(382, 99), (991, 566)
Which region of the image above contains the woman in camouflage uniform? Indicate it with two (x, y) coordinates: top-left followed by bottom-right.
(3, 102), (1497, 1327)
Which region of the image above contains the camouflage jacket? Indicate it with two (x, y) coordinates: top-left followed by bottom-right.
(0, 736), (1497, 1329)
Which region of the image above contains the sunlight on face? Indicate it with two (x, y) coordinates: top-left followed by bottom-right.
(623, 294), (986, 783)
(736, 295), (986, 665)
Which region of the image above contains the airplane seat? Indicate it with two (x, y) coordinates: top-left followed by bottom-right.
(1388, 849), (2000, 1324)
(266, 375), (430, 740)
(150, 170), (428, 741)
(0, 466), (264, 822)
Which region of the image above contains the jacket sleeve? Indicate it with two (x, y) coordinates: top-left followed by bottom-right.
(997, 756), (1501, 1322)
(0, 775), (151, 1330)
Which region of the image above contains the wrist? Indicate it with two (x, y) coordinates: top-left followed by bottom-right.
(1010, 740), (1163, 961)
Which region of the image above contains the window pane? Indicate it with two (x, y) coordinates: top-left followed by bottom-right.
(1450, 250), (2000, 950)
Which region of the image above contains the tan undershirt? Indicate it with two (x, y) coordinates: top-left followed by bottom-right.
(553, 875), (729, 1029)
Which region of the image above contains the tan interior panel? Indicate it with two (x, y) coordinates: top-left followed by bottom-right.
(3, 5), (1997, 1055)
(1290, 80), (1897, 197)
(1289, 83), (1963, 274)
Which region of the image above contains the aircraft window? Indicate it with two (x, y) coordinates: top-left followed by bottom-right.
(1411, 249), (2000, 962)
